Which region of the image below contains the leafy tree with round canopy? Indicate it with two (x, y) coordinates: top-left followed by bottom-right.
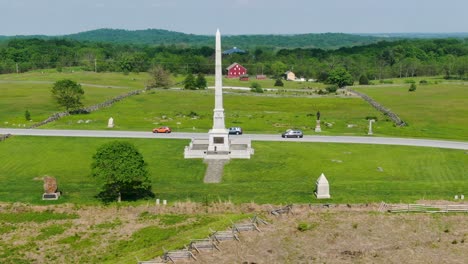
(326, 68), (354, 88)
(91, 141), (153, 203)
(51, 79), (84, 110)
(147, 65), (172, 89)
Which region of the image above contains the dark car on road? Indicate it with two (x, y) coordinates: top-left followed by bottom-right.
(282, 129), (303, 138)
(228, 127), (243, 135)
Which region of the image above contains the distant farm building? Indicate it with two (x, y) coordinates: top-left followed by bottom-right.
(285, 71), (296, 81)
(223, 47), (246, 55)
(227, 63), (247, 78)
(256, 74), (267, 80)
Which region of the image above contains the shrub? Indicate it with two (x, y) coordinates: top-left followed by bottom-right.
(358, 75), (369, 85)
(419, 79), (428, 84)
(405, 79), (416, 84)
(326, 85), (338, 93)
(274, 78), (284, 87)
(25, 110), (31, 121)
(379, 79), (394, 84)
(317, 89), (327, 95)
(409, 83), (417, 92)
(250, 82), (263, 93)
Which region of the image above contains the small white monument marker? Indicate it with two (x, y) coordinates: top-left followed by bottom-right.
(107, 117), (114, 128)
(315, 173), (331, 199)
(368, 119), (375, 135)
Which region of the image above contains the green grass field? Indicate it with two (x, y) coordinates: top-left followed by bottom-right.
(354, 83), (468, 140)
(40, 89), (387, 135)
(0, 82), (137, 126)
(1, 136), (466, 205)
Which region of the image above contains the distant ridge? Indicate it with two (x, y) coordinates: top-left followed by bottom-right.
(0, 28), (386, 49)
(1, 28), (467, 49)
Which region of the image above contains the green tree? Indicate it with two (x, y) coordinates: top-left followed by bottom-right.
(24, 110), (31, 121)
(195, 73), (207, 89)
(326, 68), (354, 88)
(147, 65), (172, 89)
(274, 78), (284, 87)
(409, 83), (417, 92)
(91, 141), (153, 203)
(184, 74), (197, 90)
(51, 79), (84, 110)
(358, 74), (369, 85)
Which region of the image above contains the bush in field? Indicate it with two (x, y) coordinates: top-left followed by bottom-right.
(25, 110), (31, 121)
(326, 85), (338, 93)
(274, 78), (284, 87)
(359, 75), (369, 85)
(195, 73), (207, 89)
(183, 74), (196, 90)
(409, 83), (417, 92)
(250, 82), (263, 93)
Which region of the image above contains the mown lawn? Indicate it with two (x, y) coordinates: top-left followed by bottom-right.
(0, 82), (137, 127)
(1, 136), (466, 205)
(42, 89), (388, 136)
(354, 83), (468, 140)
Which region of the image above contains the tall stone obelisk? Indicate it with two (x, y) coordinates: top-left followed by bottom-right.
(207, 29), (230, 152)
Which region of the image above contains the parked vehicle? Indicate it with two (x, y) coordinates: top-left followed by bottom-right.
(228, 127), (243, 135)
(281, 129), (303, 138)
(152, 126), (171, 133)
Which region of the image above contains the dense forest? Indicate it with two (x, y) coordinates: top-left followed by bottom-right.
(0, 29), (388, 49)
(0, 36), (467, 81)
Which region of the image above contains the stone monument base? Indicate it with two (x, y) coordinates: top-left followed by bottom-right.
(315, 120), (322, 132)
(314, 192), (330, 199)
(42, 192), (60, 200)
(185, 137), (254, 159)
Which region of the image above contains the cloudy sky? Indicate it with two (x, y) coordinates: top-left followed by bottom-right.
(0, 0), (467, 36)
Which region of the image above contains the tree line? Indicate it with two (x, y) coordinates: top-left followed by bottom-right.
(1, 37), (467, 80)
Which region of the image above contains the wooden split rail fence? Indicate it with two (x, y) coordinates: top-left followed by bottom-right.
(163, 249), (197, 263)
(380, 202), (468, 213)
(140, 214), (268, 263)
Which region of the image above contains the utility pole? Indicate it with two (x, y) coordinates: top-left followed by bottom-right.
(16, 63), (19, 74)
(94, 58), (97, 73)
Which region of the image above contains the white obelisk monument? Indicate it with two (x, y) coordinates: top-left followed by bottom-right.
(207, 29), (230, 152)
(184, 29), (252, 160)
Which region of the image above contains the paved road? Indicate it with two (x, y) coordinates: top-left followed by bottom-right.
(1, 128), (467, 150)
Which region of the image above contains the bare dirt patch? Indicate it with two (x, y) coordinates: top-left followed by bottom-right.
(1, 202), (467, 263)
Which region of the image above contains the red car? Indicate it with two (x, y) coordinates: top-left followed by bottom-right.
(152, 126), (171, 133)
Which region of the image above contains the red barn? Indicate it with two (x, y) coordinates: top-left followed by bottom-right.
(226, 63), (247, 78)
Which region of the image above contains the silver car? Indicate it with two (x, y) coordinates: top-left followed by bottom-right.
(281, 129), (303, 138)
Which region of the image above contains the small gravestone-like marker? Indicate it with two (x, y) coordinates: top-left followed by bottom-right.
(42, 176), (60, 200)
(315, 173), (331, 199)
(107, 117), (114, 128)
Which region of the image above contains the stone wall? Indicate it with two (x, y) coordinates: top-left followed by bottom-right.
(29, 89), (144, 129)
(347, 88), (407, 127)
